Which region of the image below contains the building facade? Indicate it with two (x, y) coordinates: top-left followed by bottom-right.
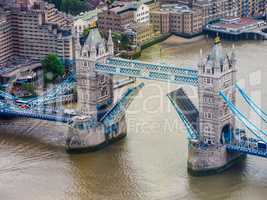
(75, 29), (114, 118)
(125, 23), (154, 45)
(239, 0), (266, 17)
(74, 9), (100, 36)
(98, 5), (134, 35)
(98, 1), (150, 35)
(134, 3), (150, 23)
(193, 0), (238, 24)
(159, 0), (239, 24)
(0, 1), (74, 65)
(150, 4), (203, 35)
(0, 15), (13, 65)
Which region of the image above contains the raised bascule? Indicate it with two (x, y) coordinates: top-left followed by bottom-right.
(1, 29), (267, 175)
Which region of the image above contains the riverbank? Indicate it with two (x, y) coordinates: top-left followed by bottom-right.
(120, 34), (206, 59)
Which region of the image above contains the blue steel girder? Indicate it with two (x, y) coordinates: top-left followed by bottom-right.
(0, 107), (70, 123)
(100, 83), (144, 127)
(107, 57), (198, 77)
(219, 91), (267, 143)
(167, 93), (198, 140)
(226, 144), (267, 158)
(96, 58), (198, 86)
(236, 84), (267, 123)
(0, 75), (75, 108)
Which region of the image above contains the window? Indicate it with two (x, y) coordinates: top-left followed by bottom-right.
(204, 112), (213, 119)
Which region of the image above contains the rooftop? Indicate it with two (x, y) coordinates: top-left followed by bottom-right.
(74, 9), (101, 21)
(215, 17), (260, 29)
(0, 58), (41, 77)
(160, 4), (192, 13)
(206, 17), (266, 33)
(108, 1), (149, 14)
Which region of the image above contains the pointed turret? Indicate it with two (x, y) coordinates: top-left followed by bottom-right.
(82, 28), (105, 59)
(206, 35), (226, 74)
(198, 48), (205, 74)
(75, 33), (81, 58)
(230, 44), (237, 68)
(107, 29), (114, 55)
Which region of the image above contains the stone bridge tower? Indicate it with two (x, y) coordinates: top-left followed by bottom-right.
(188, 37), (242, 175)
(75, 29), (114, 120)
(198, 36), (237, 145)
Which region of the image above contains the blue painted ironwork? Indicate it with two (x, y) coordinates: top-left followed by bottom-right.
(95, 57), (198, 86)
(107, 57), (198, 77)
(226, 136), (267, 158)
(28, 75), (75, 107)
(0, 75), (76, 109)
(0, 106), (71, 123)
(236, 84), (267, 123)
(167, 93), (198, 140)
(219, 91), (267, 143)
(100, 83), (144, 127)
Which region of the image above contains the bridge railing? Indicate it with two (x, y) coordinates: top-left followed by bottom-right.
(95, 62), (198, 86)
(227, 139), (267, 158)
(107, 57), (198, 77)
(100, 82), (144, 127)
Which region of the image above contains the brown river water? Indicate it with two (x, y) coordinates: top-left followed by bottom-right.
(1, 36), (267, 200)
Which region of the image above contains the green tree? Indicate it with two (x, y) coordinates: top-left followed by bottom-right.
(120, 34), (129, 50)
(21, 83), (36, 97)
(112, 32), (130, 50)
(60, 0), (87, 15)
(42, 54), (65, 84)
(0, 85), (4, 91)
(82, 27), (91, 37)
(47, 0), (62, 9)
(46, 0), (87, 15)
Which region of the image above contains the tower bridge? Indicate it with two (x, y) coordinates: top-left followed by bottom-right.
(1, 29), (267, 174)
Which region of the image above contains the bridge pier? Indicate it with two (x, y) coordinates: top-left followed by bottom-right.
(65, 115), (127, 153)
(65, 29), (128, 152)
(186, 36), (245, 175)
(187, 142), (245, 175)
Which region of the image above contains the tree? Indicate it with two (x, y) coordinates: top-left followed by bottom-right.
(0, 85), (4, 91)
(120, 34), (129, 50)
(47, 0), (62, 9)
(60, 0), (87, 15)
(112, 32), (130, 50)
(21, 83), (37, 97)
(46, 0), (87, 15)
(41, 54), (65, 84)
(82, 27), (91, 37)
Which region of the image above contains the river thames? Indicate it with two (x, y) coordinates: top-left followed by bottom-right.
(1, 36), (267, 200)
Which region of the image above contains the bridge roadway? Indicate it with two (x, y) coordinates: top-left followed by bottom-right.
(0, 107), (71, 123)
(95, 57), (198, 86)
(100, 82), (144, 127)
(226, 139), (267, 158)
(0, 83), (145, 127)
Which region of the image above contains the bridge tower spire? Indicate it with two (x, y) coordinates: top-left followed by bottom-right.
(107, 29), (114, 55)
(188, 36), (241, 174)
(75, 28), (114, 119)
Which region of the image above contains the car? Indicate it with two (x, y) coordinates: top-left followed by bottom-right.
(19, 104), (29, 109)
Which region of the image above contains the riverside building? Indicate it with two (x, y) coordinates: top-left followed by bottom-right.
(150, 4), (203, 35)
(0, 0), (74, 65)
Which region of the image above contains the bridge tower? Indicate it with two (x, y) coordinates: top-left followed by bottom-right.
(188, 36), (242, 174)
(75, 29), (114, 119)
